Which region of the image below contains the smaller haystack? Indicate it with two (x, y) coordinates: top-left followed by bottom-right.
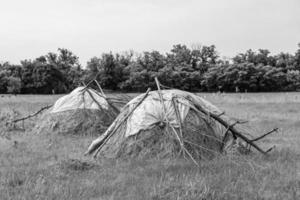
(86, 79), (276, 163)
(34, 85), (121, 135)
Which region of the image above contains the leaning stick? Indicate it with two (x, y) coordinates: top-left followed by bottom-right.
(106, 101), (120, 116)
(220, 126), (231, 151)
(250, 128), (278, 142)
(155, 77), (167, 118)
(12, 105), (52, 123)
(85, 89), (115, 121)
(169, 124), (199, 166)
(89, 88), (151, 157)
(172, 97), (225, 154)
(265, 145), (276, 153)
(171, 98), (183, 139)
(196, 107), (266, 154)
(105, 99), (128, 104)
(184, 97), (268, 154)
(80, 71), (101, 92)
(93, 91), (120, 116)
(159, 82), (174, 90)
(94, 80), (106, 97)
(92, 81), (120, 115)
(217, 112), (225, 117)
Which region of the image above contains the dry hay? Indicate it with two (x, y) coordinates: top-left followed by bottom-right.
(87, 88), (257, 163)
(33, 108), (114, 136)
(98, 109), (225, 160)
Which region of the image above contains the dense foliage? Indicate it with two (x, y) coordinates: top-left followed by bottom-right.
(1, 44), (300, 94)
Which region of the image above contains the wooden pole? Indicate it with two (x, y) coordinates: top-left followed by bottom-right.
(250, 128), (278, 142)
(182, 97), (270, 154)
(94, 80), (106, 97)
(85, 89), (115, 121)
(12, 105), (52, 123)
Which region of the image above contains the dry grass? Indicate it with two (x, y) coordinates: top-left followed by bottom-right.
(0, 92), (299, 200)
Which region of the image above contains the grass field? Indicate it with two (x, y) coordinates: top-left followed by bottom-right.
(0, 92), (299, 200)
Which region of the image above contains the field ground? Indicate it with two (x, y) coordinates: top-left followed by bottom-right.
(0, 92), (299, 200)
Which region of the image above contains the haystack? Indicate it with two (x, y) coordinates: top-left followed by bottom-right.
(86, 88), (245, 161)
(33, 86), (121, 135)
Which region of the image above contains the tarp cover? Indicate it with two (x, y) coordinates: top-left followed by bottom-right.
(51, 87), (109, 113)
(124, 89), (221, 137)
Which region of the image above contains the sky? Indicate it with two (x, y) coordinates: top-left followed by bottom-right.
(1, 0), (300, 65)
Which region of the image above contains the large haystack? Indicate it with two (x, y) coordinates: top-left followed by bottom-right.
(34, 86), (120, 135)
(86, 89), (248, 161)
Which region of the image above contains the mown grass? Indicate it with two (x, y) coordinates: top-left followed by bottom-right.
(0, 92), (299, 200)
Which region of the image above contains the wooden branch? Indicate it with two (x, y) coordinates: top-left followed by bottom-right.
(90, 81), (120, 115)
(250, 128), (278, 142)
(94, 80), (105, 97)
(105, 99), (128, 104)
(265, 145), (276, 153)
(81, 71), (101, 92)
(236, 120), (248, 124)
(12, 105), (52, 123)
(106, 101), (120, 116)
(220, 126), (231, 151)
(159, 82), (174, 90)
(184, 98), (268, 154)
(169, 124), (199, 166)
(85, 89), (115, 121)
(155, 77), (167, 119)
(217, 112), (225, 117)
(90, 89), (120, 116)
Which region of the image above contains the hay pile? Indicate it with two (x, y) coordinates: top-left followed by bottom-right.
(96, 108), (223, 160)
(33, 86), (122, 135)
(86, 88), (247, 161)
(34, 109), (113, 135)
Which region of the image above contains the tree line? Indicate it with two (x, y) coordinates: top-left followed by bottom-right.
(1, 43), (300, 94)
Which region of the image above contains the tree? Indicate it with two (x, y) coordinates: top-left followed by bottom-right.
(0, 62), (22, 93)
(43, 48), (82, 91)
(233, 49), (275, 66)
(20, 60), (66, 94)
(6, 76), (21, 94)
(274, 52), (295, 70)
(286, 70), (300, 90)
(294, 43), (300, 70)
(86, 52), (133, 90)
(0, 70), (8, 93)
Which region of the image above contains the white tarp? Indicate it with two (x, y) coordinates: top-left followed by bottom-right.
(51, 87), (109, 113)
(124, 90), (221, 137)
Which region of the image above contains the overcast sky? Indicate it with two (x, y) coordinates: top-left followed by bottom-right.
(1, 0), (300, 65)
